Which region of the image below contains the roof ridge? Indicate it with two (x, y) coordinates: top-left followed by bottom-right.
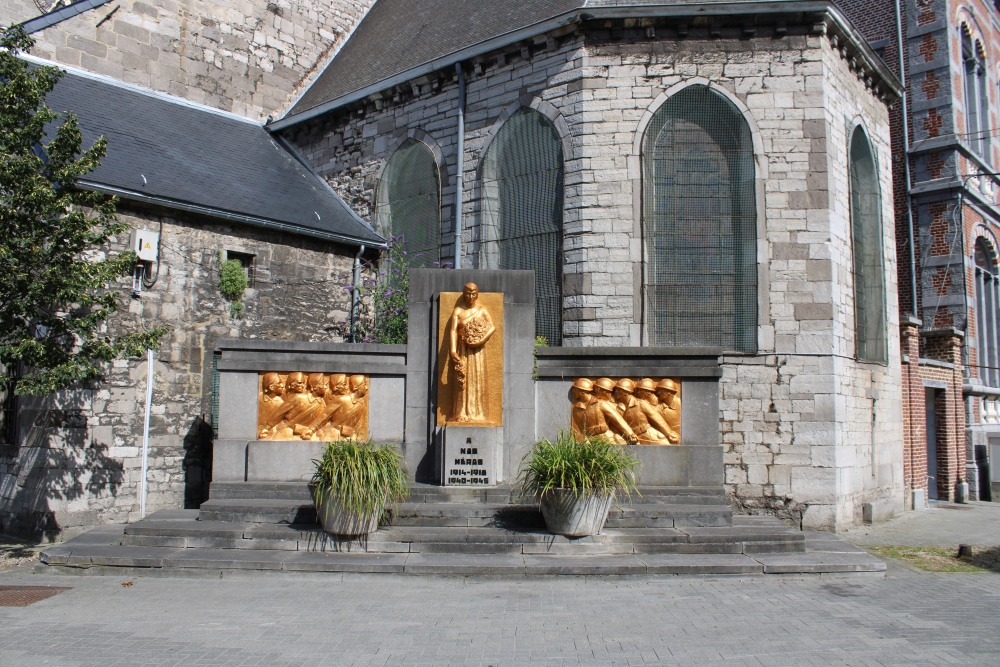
(17, 52), (261, 126)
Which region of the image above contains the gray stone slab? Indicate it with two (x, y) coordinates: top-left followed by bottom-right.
(369, 375), (405, 441)
(521, 554), (647, 575)
(752, 552), (887, 574)
(217, 371), (259, 441)
(246, 440), (324, 481)
(280, 552), (408, 573)
(167, 548), (287, 570)
(639, 553), (764, 575)
(402, 552), (527, 575)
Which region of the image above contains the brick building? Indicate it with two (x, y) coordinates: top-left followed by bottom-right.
(840, 0), (1000, 505)
(2, 0), (912, 537)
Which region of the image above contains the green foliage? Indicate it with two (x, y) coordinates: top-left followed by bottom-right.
(336, 236), (410, 344)
(0, 27), (165, 395)
(218, 259), (248, 318)
(532, 335), (547, 381)
(311, 439), (409, 522)
(518, 432), (639, 500)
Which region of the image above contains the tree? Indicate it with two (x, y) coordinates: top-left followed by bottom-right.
(0, 27), (164, 396)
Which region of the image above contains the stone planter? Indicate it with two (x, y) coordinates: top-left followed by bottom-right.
(539, 489), (614, 537)
(313, 491), (384, 537)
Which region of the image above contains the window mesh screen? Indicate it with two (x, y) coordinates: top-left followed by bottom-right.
(642, 86), (757, 352)
(481, 109), (564, 344)
(850, 127), (888, 363)
(375, 139), (441, 267)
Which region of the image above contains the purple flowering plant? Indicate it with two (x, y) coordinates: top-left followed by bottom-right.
(337, 236), (410, 344)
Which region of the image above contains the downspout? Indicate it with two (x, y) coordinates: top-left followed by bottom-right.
(351, 244), (366, 342)
(895, 0), (920, 502)
(453, 62), (466, 269)
(896, 0), (918, 319)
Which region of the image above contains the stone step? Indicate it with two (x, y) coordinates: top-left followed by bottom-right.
(121, 515), (800, 556)
(38, 527), (886, 577)
(207, 482), (727, 506)
(198, 499), (316, 524)
(606, 503), (733, 528)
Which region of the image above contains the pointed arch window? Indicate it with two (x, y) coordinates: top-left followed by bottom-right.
(975, 239), (1000, 386)
(641, 85), (757, 352)
(963, 30), (990, 160)
(849, 126), (888, 363)
(481, 108), (564, 344)
(375, 139), (441, 267)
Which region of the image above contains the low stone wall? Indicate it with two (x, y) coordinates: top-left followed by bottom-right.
(214, 340), (406, 482)
(535, 347), (723, 486)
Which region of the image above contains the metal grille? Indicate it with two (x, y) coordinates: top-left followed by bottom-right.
(850, 127), (888, 363)
(481, 108), (563, 344)
(0, 586), (71, 607)
(642, 86), (757, 352)
(210, 351), (220, 438)
(375, 139), (441, 267)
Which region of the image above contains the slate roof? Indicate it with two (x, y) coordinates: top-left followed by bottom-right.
(280, 0), (895, 128)
(39, 62), (382, 246)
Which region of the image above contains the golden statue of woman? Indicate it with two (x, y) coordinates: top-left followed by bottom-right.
(446, 282), (496, 422)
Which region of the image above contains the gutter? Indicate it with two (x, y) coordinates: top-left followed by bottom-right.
(78, 180), (384, 248)
(20, 0), (115, 34)
(270, 1), (900, 131)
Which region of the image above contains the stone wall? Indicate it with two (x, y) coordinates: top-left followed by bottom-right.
(0, 203), (360, 540)
(282, 20), (903, 529)
(2, 0), (376, 119)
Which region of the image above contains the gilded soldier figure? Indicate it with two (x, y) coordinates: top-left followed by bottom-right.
(258, 372), (290, 438)
(445, 283), (496, 423)
(656, 378), (681, 438)
(635, 378), (679, 444)
(593, 377), (638, 444)
(570, 377), (594, 441)
(614, 378), (667, 445)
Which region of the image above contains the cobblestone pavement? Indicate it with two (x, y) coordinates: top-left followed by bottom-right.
(1, 562), (998, 666)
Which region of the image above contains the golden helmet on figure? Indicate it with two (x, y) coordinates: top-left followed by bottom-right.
(594, 377), (616, 393)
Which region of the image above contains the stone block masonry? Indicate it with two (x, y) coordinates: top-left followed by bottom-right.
(1, 1), (377, 120)
(0, 203), (361, 541)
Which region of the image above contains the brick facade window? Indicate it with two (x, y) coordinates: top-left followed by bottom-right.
(641, 85), (757, 353)
(480, 108), (564, 345)
(375, 138), (441, 267)
(974, 238), (999, 386)
(849, 126), (888, 363)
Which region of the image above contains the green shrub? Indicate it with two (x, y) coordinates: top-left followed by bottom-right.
(311, 439), (409, 520)
(518, 432), (639, 500)
(219, 258), (248, 318)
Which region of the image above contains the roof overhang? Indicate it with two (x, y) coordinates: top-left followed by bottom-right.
(271, 0), (902, 131)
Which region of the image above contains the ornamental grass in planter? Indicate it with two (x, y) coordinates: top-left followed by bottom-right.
(518, 433), (639, 537)
(311, 439), (409, 537)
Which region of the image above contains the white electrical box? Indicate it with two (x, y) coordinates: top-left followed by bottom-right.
(131, 229), (159, 262)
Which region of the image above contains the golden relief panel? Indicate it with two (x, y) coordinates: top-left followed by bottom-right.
(571, 377), (681, 446)
(436, 283), (504, 427)
(257, 372), (369, 441)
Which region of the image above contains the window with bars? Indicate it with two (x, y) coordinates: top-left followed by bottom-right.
(975, 239), (1000, 386)
(641, 85), (757, 353)
(480, 108), (564, 345)
(375, 139), (441, 268)
(226, 251), (256, 288)
(850, 126), (888, 364)
(963, 31), (990, 160)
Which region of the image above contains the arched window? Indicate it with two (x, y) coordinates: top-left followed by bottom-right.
(975, 239), (999, 386)
(481, 108), (564, 344)
(375, 139), (441, 267)
(963, 30), (990, 160)
(849, 126), (888, 363)
(641, 85), (757, 352)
